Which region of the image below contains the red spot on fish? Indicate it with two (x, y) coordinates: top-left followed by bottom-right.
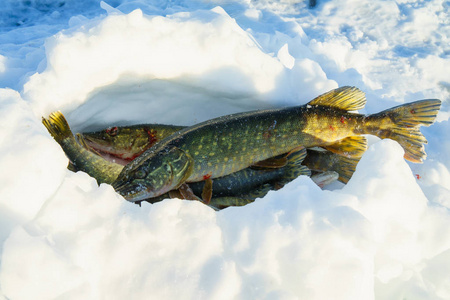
(263, 131), (271, 139)
(415, 174), (421, 180)
(203, 174), (212, 180)
(263, 120), (277, 139)
(329, 125), (335, 131)
(410, 109), (416, 114)
(106, 126), (118, 136)
(340, 116), (345, 124)
(145, 128), (158, 146)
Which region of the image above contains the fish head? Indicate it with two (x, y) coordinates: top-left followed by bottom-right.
(82, 126), (152, 160)
(112, 146), (193, 201)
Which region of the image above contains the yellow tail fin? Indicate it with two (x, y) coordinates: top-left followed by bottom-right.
(367, 99), (441, 163)
(42, 111), (73, 143)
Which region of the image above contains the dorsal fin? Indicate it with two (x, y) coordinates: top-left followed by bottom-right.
(307, 86), (366, 111)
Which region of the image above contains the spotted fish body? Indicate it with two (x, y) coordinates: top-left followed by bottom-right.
(112, 86), (441, 201)
(142, 148), (311, 208)
(82, 123), (358, 182)
(188, 149), (310, 198)
(43, 111), (311, 209)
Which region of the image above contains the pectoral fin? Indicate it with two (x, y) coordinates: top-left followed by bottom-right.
(168, 189), (184, 199)
(201, 178), (213, 205)
(170, 183), (202, 201)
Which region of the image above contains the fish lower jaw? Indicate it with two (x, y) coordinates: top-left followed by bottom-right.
(113, 182), (149, 202)
(121, 190), (152, 202)
(113, 180), (174, 202)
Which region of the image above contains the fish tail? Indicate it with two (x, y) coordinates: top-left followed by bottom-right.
(365, 99), (441, 163)
(42, 111), (74, 143)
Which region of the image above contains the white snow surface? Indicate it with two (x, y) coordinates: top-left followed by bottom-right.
(0, 0), (449, 299)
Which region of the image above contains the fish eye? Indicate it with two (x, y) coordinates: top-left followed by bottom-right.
(106, 126), (118, 136)
(135, 169), (147, 179)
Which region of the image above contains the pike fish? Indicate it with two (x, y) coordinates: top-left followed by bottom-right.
(112, 86), (441, 201)
(82, 123), (358, 183)
(42, 111), (312, 209)
(159, 148), (314, 209)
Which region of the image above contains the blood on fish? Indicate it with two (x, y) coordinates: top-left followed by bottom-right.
(329, 125), (335, 131)
(203, 174), (212, 180)
(340, 116), (345, 124)
(145, 128), (158, 146)
(129, 153), (142, 161)
(263, 120), (277, 139)
(415, 174), (421, 180)
(106, 126), (118, 136)
(262, 131), (271, 139)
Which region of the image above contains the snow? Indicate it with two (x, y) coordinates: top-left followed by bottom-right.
(0, 0), (449, 299)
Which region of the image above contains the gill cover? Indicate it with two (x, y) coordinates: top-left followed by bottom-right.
(113, 146), (193, 201)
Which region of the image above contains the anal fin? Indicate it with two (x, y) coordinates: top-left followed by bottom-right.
(324, 136), (367, 158)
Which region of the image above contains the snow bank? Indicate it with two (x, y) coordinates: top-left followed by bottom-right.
(0, 0), (449, 299)
(0, 89), (66, 220)
(23, 6), (336, 129)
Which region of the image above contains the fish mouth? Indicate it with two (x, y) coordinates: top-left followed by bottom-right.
(82, 136), (113, 152)
(82, 136), (132, 165)
(112, 180), (150, 202)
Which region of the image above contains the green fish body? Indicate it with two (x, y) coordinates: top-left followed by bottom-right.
(112, 86), (441, 201)
(43, 112), (311, 209)
(83, 123), (358, 184)
(188, 149), (310, 198)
